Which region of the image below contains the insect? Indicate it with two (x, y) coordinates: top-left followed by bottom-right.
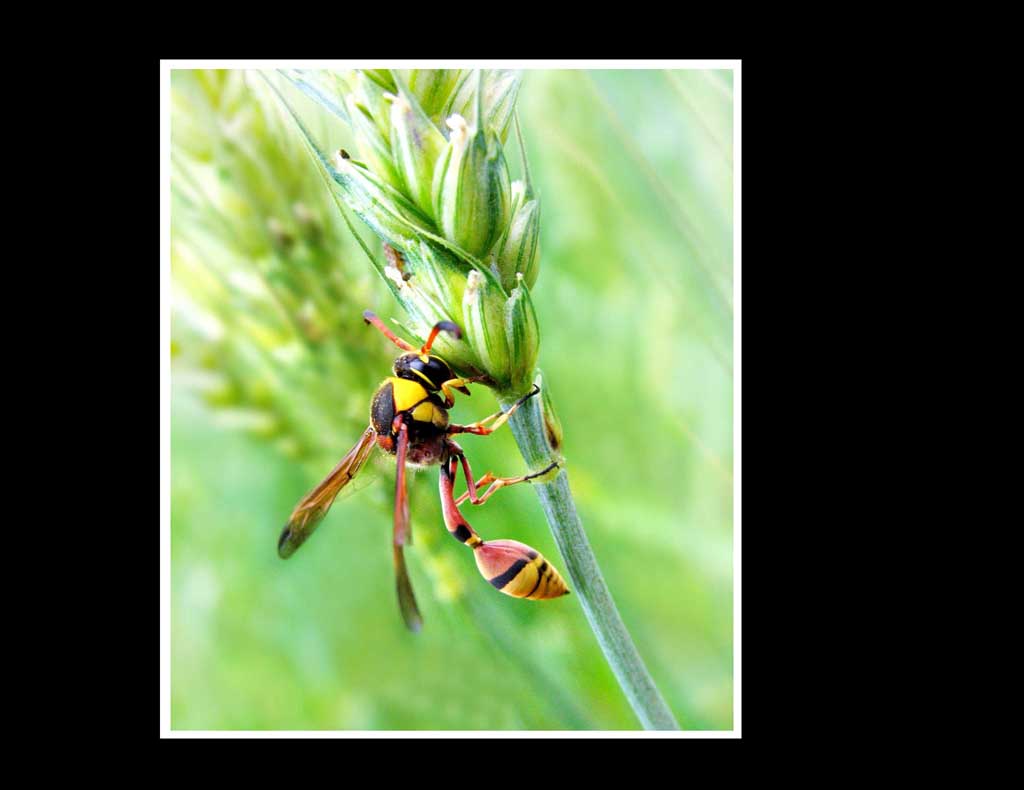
(277, 309), (569, 631)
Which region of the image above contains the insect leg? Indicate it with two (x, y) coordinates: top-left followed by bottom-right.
(446, 384), (540, 437)
(438, 451), (570, 600)
(393, 418), (423, 632)
(439, 455), (483, 548)
(451, 446), (559, 506)
(437, 377), (475, 407)
(456, 464), (561, 506)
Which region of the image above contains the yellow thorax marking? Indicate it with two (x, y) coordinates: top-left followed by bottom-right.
(390, 377), (429, 412)
(411, 400), (447, 428)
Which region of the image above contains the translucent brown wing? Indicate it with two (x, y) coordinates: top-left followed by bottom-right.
(278, 425), (377, 559)
(393, 419), (423, 632)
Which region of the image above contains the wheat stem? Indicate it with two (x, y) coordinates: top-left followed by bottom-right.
(497, 384), (680, 731)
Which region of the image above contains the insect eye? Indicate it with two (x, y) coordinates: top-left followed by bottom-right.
(427, 357), (454, 385)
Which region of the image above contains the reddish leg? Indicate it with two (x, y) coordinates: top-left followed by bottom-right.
(438, 449), (570, 600)
(438, 454), (483, 548)
(446, 384), (540, 437)
(451, 445), (559, 506)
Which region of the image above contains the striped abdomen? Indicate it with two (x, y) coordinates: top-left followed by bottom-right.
(473, 539), (569, 600)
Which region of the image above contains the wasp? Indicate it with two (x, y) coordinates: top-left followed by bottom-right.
(278, 309), (569, 631)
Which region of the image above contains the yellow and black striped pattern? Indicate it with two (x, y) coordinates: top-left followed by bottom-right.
(473, 539), (570, 600)
(439, 458), (570, 600)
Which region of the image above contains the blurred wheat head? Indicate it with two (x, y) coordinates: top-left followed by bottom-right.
(171, 70), (476, 596)
(170, 71), (600, 718)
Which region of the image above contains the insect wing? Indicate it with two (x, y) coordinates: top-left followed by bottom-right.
(278, 426), (377, 559)
(394, 545), (422, 632)
(393, 420), (423, 631)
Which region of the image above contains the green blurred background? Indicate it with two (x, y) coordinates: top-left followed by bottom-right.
(170, 68), (733, 730)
